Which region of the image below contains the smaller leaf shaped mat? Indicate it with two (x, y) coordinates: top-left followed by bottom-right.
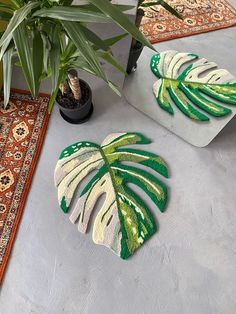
(150, 50), (236, 121)
(55, 132), (169, 259)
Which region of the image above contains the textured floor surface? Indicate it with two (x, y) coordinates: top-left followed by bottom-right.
(1, 1), (236, 313)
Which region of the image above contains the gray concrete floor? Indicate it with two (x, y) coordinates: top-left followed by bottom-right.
(1, 2), (236, 314)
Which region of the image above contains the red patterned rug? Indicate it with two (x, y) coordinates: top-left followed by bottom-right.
(0, 89), (50, 283)
(140, 0), (236, 43)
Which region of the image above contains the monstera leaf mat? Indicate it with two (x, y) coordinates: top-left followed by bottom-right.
(151, 50), (236, 121)
(55, 133), (169, 259)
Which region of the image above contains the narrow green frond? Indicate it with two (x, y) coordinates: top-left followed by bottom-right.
(98, 51), (126, 74)
(49, 26), (61, 93)
(103, 33), (128, 47)
(61, 21), (107, 82)
(0, 11), (13, 21)
(13, 21), (36, 95)
(33, 29), (44, 95)
(33, 6), (112, 23)
(80, 25), (110, 52)
(3, 46), (14, 108)
(0, 2), (39, 48)
(88, 0), (154, 50)
(41, 32), (51, 74)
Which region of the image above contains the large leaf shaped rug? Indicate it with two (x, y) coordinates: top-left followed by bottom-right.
(55, 132), (169, 259)
(151, 50), (236, 121)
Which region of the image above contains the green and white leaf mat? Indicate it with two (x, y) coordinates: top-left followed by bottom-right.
(55, 132), (169, 259)
(151, 50), (236, 121)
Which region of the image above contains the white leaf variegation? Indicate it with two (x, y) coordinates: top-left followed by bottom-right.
(151, 50), (236, 121)
(55, 132), (169, 259)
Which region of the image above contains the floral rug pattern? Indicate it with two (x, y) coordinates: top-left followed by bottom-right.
(140, 0), (236, 43)
(0, 90), (49, 282)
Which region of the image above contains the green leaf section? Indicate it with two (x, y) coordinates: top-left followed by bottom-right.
(32, 29), (44, 95)
(0, 1), (39, 49)
(107, 148), (168, 178)
(118, 185), (157, 259)
(61, 21), (107, 82)
(33, 6), (112, 23)
(0, 11), (12, 21)
(88, 0), (154, 50)
(13, 21), (37, 95)
(55, 133), (169, 259)
(49, 26), (61, 93)
(150, 52), (236, 121)
(0, 2), (14, 10)
(3, 46), (13, 107)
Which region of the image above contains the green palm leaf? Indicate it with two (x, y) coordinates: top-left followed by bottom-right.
(151, 51), (236, 121)
(32, 29), (44, 95)
(13, 21), (37, 96)
(61, 21), (107, 82)
(88, 0), (154, 50)
(0, 2), (14, 10)
(33, 6), (112, 23)
(0, 11), (13, 21)
(3, 46), (14, 107)
(0, 2), (39, 49)
(55, 132), (169, 259)
(49, 26), (61, 93)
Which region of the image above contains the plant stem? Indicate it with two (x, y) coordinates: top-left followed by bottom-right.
(59, 80), (70, 95)
(68, 72), (82, 101)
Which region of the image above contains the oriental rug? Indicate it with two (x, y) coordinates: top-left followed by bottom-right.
(140, 0), (236, 43)
(0, 89), (50, 283)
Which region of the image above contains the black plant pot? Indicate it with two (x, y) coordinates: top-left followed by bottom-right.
(126, 41), (144, 74)
(56, 79), (93, 124)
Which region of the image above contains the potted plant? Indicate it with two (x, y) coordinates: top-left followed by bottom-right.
(126, 0), (181, 74)
(0, 0), (153, 124)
